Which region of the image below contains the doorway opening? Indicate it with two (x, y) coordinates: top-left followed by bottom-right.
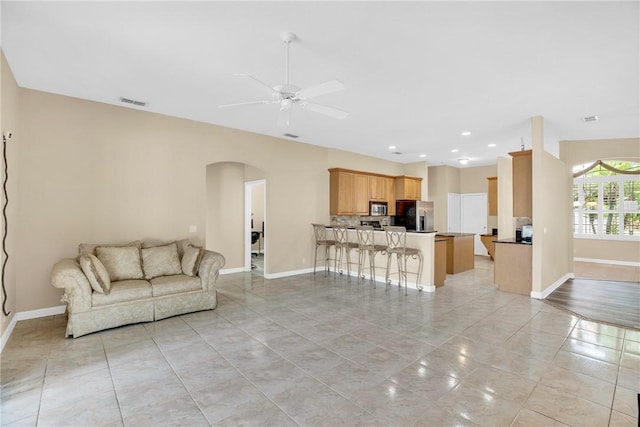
(245, 180), (266, 275)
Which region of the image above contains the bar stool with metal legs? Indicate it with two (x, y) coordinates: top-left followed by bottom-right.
(355, 225), (387, 287)
(384, 226), (424, 295)
(312, 224), (335, 274)
(333, 224), (359, 277)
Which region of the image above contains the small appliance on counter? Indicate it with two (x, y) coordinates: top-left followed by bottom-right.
(360, 220), (382, 229)
(521, 225), (533, 243)
(369, 201), (387, 216)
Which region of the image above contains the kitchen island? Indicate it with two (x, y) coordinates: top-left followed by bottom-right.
(327, 226), (438, 292)
(435, 233), (475, 274)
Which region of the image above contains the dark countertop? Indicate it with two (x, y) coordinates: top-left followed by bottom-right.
(326, 225), (437, 234)
(480, 234), (499, 237)
(495, 238), (532, 245)
(435, 233), (475, 237)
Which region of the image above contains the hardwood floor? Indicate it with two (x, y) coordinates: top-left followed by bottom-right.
(546, 278), (640, 330)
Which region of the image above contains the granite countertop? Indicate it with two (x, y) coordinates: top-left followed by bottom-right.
(326, 225), (437, 234)
(495, 238), (532, 245)
(435, 232), (475, 237)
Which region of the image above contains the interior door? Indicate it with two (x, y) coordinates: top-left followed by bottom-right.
(447, 193), (461, 232)
(461, 193), (488, 256)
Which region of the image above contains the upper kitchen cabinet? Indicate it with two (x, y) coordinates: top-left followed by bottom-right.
(509, 150), (532, 217)
(487, 176), (498, 216)
(394, 176), (422, 200)
(329, 169), (369, 215)
(369, 175), (396, 214)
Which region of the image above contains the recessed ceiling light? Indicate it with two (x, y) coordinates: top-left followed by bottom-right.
(388, 145), (397, 150)
(461, 131), (471, 136)
(419, 154), (427, 158)
(488, 143), (496, 147)
(451, 149), (459, 153)
(458, 158), (469, 165)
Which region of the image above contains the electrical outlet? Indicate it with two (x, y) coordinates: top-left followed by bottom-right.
(189, 225), (197, 233)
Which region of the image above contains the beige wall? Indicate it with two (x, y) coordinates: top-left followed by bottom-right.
(1, 51), (19, 335)
(12, 86), (409, 313)
(497, 157), (515, 239)
(532, 116), (573, 296)
(428, 164), (499, 233)
(559, 137), (640, 264)
(428, 165), (460, 232)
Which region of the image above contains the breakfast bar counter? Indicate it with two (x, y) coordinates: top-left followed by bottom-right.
(327, 226), (438, 292)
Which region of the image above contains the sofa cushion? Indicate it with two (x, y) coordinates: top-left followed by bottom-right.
(150, 275), (201, 297)
(181, 245), (204, 276)
(96, 246), (144, 281)
(79, 240), (142, 257)
(141, 242), (182, 280)
(91, 280), (152, 307)
(79, 254), (111, 294)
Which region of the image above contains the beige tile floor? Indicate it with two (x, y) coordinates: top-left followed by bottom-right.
(1, 257), (639, 426)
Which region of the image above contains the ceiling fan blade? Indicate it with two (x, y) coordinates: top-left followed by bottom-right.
(303, 102), (349, 119)
(234, 73), (275, 95)
(296, 80), (345, 100)
(218, 100), (275, 108)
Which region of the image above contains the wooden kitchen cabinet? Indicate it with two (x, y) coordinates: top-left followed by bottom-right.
(436, 233), (475, 274)
(434, 238), (447, 287)
(329, 169), (369, 215)
(369, 176), (387, 201)
(509, 150), (532, 217)
(487, 176), (497, 216)
(494, 241), (532, 295)
(370, 175), (396, 214)
(394, 176), (422, 200)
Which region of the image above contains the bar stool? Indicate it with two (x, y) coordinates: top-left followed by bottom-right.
(384, 226), (424, 295)
(333, 225), (359, 277)
(312, 224), (335, 274)
(355, 226), (387, 287)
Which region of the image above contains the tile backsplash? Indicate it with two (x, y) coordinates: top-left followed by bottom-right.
(330, 216), (390, 227)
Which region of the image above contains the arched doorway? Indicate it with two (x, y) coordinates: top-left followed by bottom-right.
(205, 162), (267, 275)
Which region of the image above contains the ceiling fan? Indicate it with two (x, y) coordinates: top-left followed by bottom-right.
(219, 31), (348, 126)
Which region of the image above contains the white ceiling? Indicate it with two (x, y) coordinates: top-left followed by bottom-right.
(2, 1), (638, 167)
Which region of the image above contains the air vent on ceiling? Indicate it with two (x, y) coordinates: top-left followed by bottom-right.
(119, 97), (147, 107)
(283, 133), (299, 138)
(583, 115), (599, 122)
(393, 151), (403, 155)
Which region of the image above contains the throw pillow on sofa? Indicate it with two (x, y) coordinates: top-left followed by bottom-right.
(79, 254), (111, 294)
(141, 242), (182, 280)
(181, 245), (204, 276)
(96, 245), (144, 281)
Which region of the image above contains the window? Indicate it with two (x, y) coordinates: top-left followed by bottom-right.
(573, 161), (640, 240)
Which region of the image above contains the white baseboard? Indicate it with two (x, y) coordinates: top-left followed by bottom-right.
(264, 267), (315, 279)
(531, 273), (574, 300)
(574, 257), (640, 268)
(1, 305), (66, 353)
(219, 267), (246, 275)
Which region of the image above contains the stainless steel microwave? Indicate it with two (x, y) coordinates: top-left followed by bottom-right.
(369, 201), (388, 216)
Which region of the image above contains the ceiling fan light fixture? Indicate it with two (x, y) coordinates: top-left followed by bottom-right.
(280, 99), (293, 111)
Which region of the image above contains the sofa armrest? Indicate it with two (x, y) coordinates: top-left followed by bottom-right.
(198, 250), (225, 291)
(50, 258), (92, 313)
